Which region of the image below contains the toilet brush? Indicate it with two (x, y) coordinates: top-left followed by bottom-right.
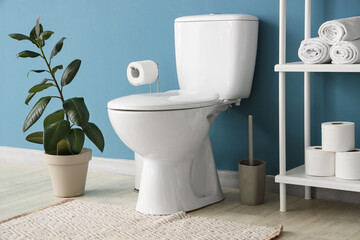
(249, 115), (254, 166)
(238, 114), (266, 205)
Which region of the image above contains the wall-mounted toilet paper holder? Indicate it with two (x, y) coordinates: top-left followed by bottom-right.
(129, 62), (159, 93)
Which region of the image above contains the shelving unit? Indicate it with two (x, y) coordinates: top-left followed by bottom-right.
(275, 62), (360, 72)
(274, 0), (360, 212)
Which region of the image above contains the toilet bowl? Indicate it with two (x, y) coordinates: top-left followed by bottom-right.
(108, 90), (227, 214)
(108, 14), (258, 214)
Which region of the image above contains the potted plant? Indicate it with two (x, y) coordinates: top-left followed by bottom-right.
(9, 17), (105, 197)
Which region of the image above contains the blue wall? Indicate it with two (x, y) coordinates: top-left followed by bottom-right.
(1, 0), (360, 175)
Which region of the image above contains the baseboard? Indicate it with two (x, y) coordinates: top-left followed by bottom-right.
(0, 146), (134, 176)
(1, 146), (360, 205)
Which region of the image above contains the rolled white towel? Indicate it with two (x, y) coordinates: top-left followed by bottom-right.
(330, 39), (360, 64)
(298, 37), (331, 64)
(319, 16), (360, 45)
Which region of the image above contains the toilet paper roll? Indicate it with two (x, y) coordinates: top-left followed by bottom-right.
(305, 146), (335, 176)
(127, 60), (158, 86)
(336, 150), (360, 180)
(321, 121), (355, 152)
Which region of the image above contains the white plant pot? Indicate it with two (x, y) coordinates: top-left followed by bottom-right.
(44, 148), (92, 197)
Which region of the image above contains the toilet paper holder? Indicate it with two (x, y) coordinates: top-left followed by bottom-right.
(130, 62), (160, 93)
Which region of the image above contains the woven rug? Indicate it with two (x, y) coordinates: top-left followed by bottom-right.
(0, 199), (282, 240)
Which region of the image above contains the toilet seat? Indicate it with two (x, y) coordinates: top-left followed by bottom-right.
(108, 90), (220, 111)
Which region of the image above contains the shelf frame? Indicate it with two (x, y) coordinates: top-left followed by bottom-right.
(278, 0), (287, 212)
(277, 0), (313, 212)
(275, 62), (360, 72)
(275, 165), (360, 192)
(275, 0), (360, 212)
(304, 0), (312, 201)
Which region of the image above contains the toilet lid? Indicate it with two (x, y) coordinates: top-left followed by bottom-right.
(107, 90), (220, 111)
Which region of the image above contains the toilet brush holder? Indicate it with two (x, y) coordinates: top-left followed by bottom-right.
(238, 159), (266, 205)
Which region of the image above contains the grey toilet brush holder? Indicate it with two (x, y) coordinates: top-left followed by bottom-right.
(238, 159), (266, 205)
(238, 115), (266, 205)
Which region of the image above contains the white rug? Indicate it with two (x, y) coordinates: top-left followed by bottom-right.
(0, 200), (282, 240)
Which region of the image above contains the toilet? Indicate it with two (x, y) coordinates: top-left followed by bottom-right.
(108, 14), (258, 215)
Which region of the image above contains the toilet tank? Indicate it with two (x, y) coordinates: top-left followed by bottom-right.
(175, 14), (259, 100)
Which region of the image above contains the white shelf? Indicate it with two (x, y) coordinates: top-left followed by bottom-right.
(276, 0), (360, 211)
(275, 165), (360, 192)
(275, 61), (360, 72)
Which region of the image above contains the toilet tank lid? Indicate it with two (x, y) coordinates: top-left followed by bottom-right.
(107, 90), (219, 111)
(175, 14), (258, 23)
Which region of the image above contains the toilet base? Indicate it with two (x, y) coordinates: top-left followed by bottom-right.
(136, 136), (224, 215)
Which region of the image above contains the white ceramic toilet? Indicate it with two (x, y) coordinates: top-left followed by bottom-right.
(108, 14), (258, 215)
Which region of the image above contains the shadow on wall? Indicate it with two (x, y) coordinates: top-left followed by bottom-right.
(210, 19), (279, 173)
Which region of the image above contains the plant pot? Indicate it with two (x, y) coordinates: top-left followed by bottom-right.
(238, 159), (266, 205)
(44, 148), (92, 198)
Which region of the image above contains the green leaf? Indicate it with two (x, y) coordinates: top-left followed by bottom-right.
(30, 24), (44, 47)
(57, 139), (73, 155)
(44, 120), (70, 154)
(30, 24), (43, 40)
(51, 65), (63, 75)
(25, 131), (43, 144)
(25, 92), (35, 105)
(38, 31), (54, 41)
(61, 59), (81, 86)
(43, 109), (64, 128)
(27, 70), (47, 78)
(68, 128), (85, 154)
(9, 33), (36, 44)
(24, 79), (49, 105)
(50, 37), (66, 59)
(83, 122), (104, 152)
(28, 83), (54, 93)
(17, 50), (41, 58)
(23, 96), (51, 132)
(63, 97), (89, 126)
(9, 33), (31, 41)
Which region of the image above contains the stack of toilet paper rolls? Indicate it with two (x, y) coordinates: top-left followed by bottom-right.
(305, 121), (360, 180)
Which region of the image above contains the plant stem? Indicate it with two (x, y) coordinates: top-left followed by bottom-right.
(39, 46), (69, 121)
